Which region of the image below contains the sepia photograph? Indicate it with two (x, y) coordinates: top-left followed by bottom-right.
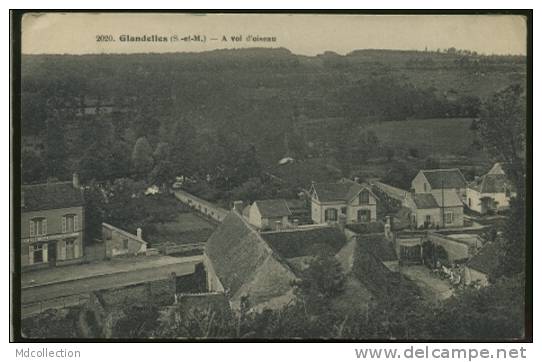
(11, 10), (531, 342)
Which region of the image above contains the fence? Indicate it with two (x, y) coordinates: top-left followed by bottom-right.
(173, 190), (229, 222)
(156, 242), (206, 256)
(21, 293), (90, 318)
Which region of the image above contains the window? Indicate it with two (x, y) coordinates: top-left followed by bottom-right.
(423, 183), (428, 192)
(341, 207), (347, 214)
(445, 212), (454, 224)
(325, 208), (338, 222)
(468, 198), (472, 207)
(357, 209), (371, 222)
(65, 239), (76, 259)
(359, 190), (370, 205)
(29, 218), (47, 237)
(425, 215), (431, 223)
(505, 188), (511, 197)
(32, 244), (44, 263)
(123, 239), (129, 250)
(62, 214), (78, 233)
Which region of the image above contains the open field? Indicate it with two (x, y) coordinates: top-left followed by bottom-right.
(368, 117), (477, 155)
(145, 210), (216, 246)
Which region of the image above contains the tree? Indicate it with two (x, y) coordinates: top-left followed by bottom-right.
(44, 115), (68, 179)
(382, 161), (417, 190)
(479, 85), (526, 279)
(150, 142), (174, 187)
(293, 255), (346, 314)
(131, 137), (154, 178)
(166, 118), (198, 177)
(21, 150), (46, 183)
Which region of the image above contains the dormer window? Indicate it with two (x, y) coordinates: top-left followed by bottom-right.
(29, 217), (47, 237)
(359, 190), (370, 205)
(62, 214), (78, 233)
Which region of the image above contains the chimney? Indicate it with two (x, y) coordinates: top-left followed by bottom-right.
(72, 172), (80, 189)
(384, 216), (392, 240)
(137, 227), (143, 240)
(233, 200), (244, 214)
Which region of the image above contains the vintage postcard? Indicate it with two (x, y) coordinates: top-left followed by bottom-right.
(12, 11), (530, 341)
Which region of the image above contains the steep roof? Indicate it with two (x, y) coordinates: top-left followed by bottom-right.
(467, 242), (501, 275)
(470, 174), (509, 194)
(421, 169), (467, 189)
(22, 182), (84, 212)
(487, 162), (505, 175)
(413, 193), (439, 209)
(205, 211), (295, 297)
(261, 227), (347, 258)
(254, 199), (292, 218)
(312, 180), (373, 203)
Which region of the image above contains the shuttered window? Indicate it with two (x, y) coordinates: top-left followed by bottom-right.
(30, 218), (47, 236)
(62, 214), (78, 233)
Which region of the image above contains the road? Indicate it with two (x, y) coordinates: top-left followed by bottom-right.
(20, 255), (203, 317)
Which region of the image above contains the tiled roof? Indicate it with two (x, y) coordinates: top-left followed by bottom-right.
(421, 169), (467, 189)
(413, 193), (439, 209)
(261, 227), (347, 258)
(22, 182), (84, 212)
(470, 174), (509, 194)
(205, 212), (294, 297)
(312, 180), (372, 203)
(254, 199), (292, 218)
(467, 242), (501, 275)
(432, 190), (464, 207)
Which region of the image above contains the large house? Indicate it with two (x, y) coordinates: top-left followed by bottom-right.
(411, 168), (467, 202)
(466, 163), (515, 214)
(310, 179), (378, 224)
(21, 174), (85, 269)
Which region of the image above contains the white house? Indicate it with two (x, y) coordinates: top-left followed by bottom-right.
(466, 163), (515, 214)
(310, 179), (378, 224)
(403, 190), (464, 229)
(244, 199), (292, 231)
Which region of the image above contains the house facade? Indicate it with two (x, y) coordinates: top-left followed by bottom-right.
(102, 223), (147, 257)
(404, 190), (464, 229)
(21, 174), (85, 269)
(310, 179), (378, 224)
(245, 199), (292, 231)
(466, 163), (515, 214)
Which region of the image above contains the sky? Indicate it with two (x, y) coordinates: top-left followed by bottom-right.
(21, 13), (528, 56)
